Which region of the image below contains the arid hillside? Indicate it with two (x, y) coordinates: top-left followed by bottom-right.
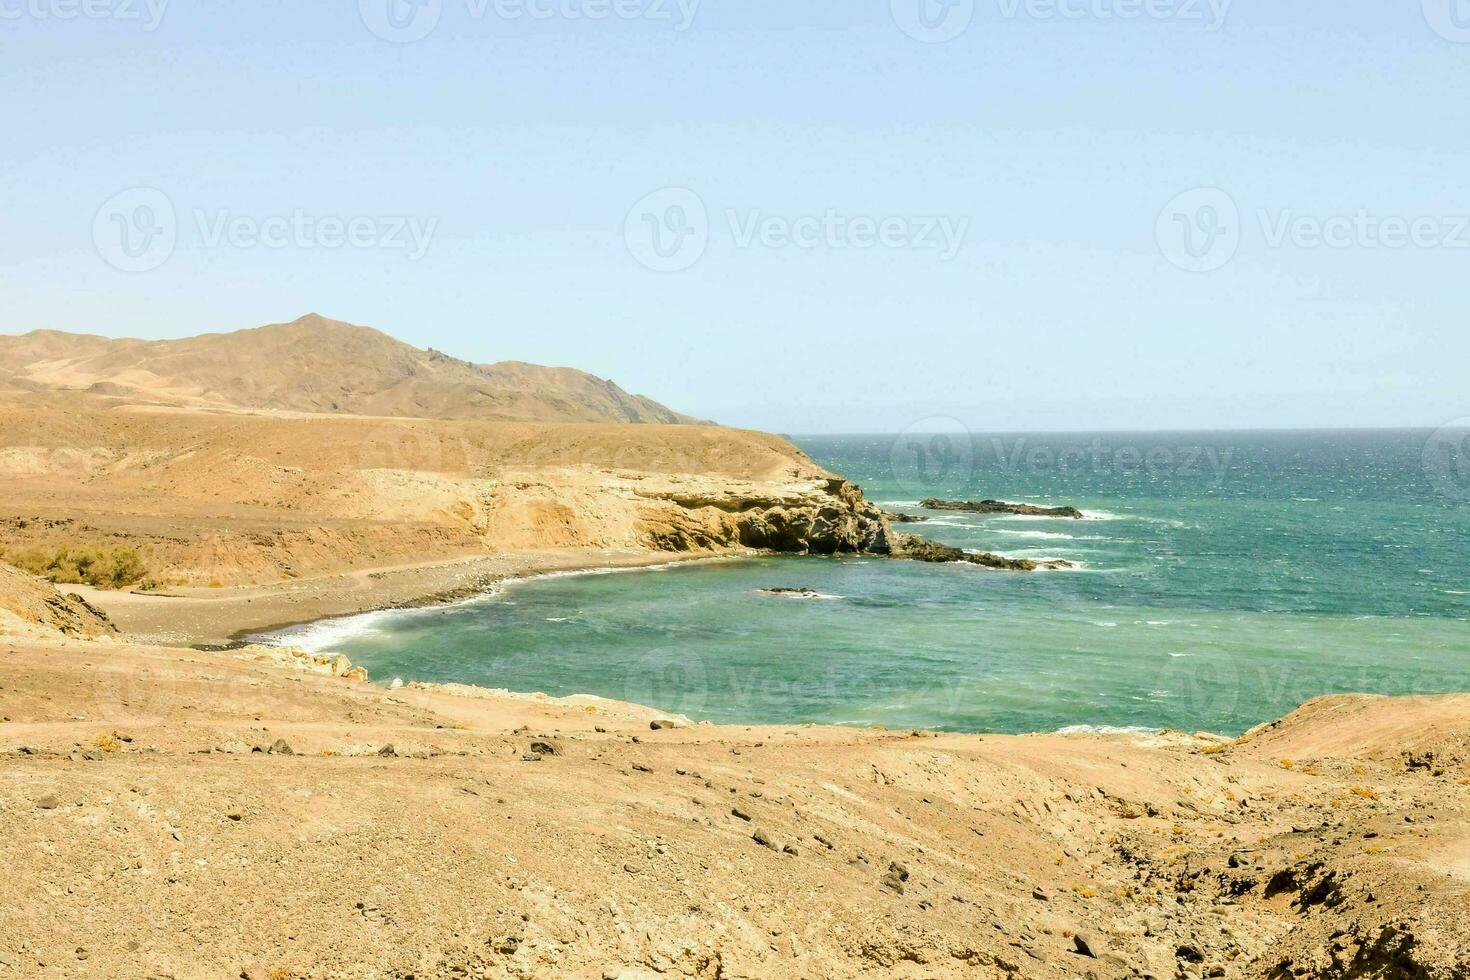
(0, 314), (700, 424)
(1, 625), (1466, 979)
(0, 396), (891, 634)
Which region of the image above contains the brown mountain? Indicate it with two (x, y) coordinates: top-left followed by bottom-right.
(0, 313), (700, 424)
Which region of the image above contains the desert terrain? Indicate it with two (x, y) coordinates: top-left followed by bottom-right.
(1, 316), (1466, 978)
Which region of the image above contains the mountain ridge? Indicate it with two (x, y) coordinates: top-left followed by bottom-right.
(0, 313), (703, 425)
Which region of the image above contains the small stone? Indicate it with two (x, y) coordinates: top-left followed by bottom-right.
(783, 844), (800, 856)
(528, 740), (558, 757)
(377, 744), (398, 758)
(1032, 887), (1050, 901)
(268, 738), (293, 756)
(632, 763), (653, 773)
(226, 812), (243, 822)
(36, 794), (60, 810)
(1072, 932), (1100, 958)
(623, 862), (641, 874)
(752, 828), (778, 851)
(732, 807), (752, 822)
(650, 719), (684, 730)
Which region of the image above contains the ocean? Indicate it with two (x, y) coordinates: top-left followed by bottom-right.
(267, 430), (1470, 735)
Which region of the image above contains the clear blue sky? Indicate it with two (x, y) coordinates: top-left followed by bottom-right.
(3, 0), (1467, 432)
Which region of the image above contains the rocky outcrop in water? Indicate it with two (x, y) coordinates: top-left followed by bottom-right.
(889, 534), (1075, 572)
(641, 480), (1076, 572)
(921, 498), (1084, 519)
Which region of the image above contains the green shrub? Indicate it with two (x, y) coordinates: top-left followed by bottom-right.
(2, 544), (148, 589)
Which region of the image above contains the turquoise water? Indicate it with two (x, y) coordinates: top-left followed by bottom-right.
(271, 431), (1470, 735)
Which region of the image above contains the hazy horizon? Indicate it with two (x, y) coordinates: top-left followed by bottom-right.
(5, 1), (1468, 433)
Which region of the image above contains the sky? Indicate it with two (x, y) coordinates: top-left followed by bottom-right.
(2, 0), (1468, 433)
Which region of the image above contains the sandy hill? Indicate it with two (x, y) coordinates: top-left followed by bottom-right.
(0, 314), (699, 424)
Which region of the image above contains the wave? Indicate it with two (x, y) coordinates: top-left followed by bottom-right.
(993, 529), (1076, 540)
(1055, 724), (1160, 736)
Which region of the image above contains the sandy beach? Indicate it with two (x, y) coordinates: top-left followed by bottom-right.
(68, 548), (746, 649)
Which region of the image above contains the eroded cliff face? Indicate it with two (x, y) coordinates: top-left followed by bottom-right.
(634, 477), (895, 557)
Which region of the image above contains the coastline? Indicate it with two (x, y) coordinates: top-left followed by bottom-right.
(72, 546), (765, 650)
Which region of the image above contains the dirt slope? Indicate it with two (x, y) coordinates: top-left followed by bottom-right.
(1, 637), (1465, 979)
(0, 563), (116, 639)
(0, 314), (700, 424)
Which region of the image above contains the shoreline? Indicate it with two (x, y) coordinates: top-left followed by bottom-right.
(241, 551), (767, 651)
(73, 547), (768, 650)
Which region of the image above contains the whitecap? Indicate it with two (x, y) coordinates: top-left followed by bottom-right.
(1055, 724), (1161, 736)
(993, 529), (1076, 540)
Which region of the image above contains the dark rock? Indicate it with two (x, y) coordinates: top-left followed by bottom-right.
(1072, 932), (1100, 958)
(731, 807), (752, 821)
(528, 740), (558, 757)
(268, 738), (293, 756)
(921, 498), (1084, 519)
(890, 533), (1075, 572)
(752, 829), (778, 850)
